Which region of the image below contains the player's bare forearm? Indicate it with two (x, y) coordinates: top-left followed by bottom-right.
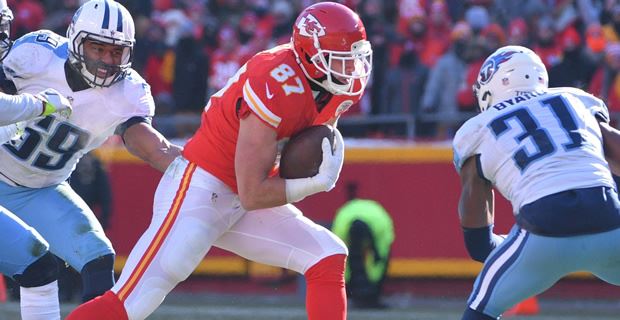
(235, 114), (287, 210)
(123, 122), (183, 172)
(458, 156), (495, 228)
(600, 121), (620, 176)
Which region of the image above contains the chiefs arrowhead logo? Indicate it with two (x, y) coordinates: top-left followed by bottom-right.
(296, 14), (326, 38)
(335, 100), (353, 117)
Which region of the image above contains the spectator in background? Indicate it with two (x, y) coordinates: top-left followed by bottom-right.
(380, 44), (429, 136)
(269, 0), (295, 46)
(41, 0), (80, 35)
(589, 43), (620, 121)
(207, 25), (243, 96)
(602, 3), (620, 43)
(332, 182), (394, 310)
(141, 22), (175, 114)
(532, 15), (563, 69)
(12, 0), (45, 37)
(173, 34), (208, 115)
(464, 5), (489, 33)
(421, 21), (472, 140)
(507, 18), (530, 47)
(360, 0), (391, 116)
(585, 23), (607, 64)
(549, 26), (596, 89)
(457, 25), (504, 113)
(394, 2), (450, 69)
(423, 0), (452, 67)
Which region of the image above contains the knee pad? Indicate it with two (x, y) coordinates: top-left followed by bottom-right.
(81, 253), (115, 302)
(14, 251), (58, 288)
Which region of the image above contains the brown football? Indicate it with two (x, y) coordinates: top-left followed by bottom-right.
(279, 125), (335, 179)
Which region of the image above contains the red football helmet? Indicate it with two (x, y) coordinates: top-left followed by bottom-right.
(292, 2), (372, 96)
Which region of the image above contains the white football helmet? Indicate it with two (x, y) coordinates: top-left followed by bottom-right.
(0, 0), (13, 61)
(67, 0), (135, 87)
(473, 45), (548, 111)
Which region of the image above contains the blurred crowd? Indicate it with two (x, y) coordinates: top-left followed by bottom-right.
(10, 0), (620, 140)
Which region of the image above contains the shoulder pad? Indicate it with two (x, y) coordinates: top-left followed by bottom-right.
(453, 115), (485, 172)
(119, 69), (155, 117)
(3, 30), (68, 81)
(550, 87), (610, 122)
(242, 54), (308, 129)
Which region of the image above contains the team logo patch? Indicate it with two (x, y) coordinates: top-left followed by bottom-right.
(335, 100), (353, 117)
(296, 14), (326, 38)
(479, 50), (518, 85)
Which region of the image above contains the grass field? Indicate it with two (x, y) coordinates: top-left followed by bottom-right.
(1, 291), (619, 320)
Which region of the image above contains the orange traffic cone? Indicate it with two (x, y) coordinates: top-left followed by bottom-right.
(0, 276), (6, 303)
(504, 296), (540, 317)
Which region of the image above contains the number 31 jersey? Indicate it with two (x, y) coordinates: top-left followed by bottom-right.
(453, 87), (615, 212)
(0, 31), (154, 188)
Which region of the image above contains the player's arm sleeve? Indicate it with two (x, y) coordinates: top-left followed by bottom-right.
(600, 121), (620, 176)
(241, 78), (282, 129)
(568, 87), (610, 122)
(452, 118), (483, 173)
(0, 92), (43, 125)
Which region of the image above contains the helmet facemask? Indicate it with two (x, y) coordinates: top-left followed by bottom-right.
(69, 31), (133, 88)
(0, 7), (13, 62)
(309, 38), (372, 96)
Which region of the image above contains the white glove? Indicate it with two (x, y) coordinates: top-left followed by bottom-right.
(285, 128), (345, 203)
(0, 123), (20, 144)
(35, 88), (72, 118)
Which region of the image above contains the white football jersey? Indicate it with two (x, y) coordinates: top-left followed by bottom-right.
(453, 87), (615, 212)
(0, 30), (154, 188)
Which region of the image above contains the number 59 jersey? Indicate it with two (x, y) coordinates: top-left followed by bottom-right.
(0, 31), (154, 188)
(453, 87), (615, 212)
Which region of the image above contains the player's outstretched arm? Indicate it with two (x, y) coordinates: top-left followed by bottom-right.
(600, 121), (620, 176)
(458, 156), (503, 263)
(122, 122), (183, 172)
(0, 88), (71, 125)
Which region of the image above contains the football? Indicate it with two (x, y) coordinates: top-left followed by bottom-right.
(279, 125), (335, 179)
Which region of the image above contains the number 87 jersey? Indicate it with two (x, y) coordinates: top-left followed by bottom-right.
(453, 87), (616, 213)
(183, 43), (360, 193)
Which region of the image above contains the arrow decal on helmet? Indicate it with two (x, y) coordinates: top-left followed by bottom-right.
(479, 50), (518, 85)
(296, 14), (325, 38)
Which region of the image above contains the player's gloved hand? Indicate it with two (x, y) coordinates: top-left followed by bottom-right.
(315, 128), (344, 191)
(35, 88), (72, 118)
(285, 128), (345, 203)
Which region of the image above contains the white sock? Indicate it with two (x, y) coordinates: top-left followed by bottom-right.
(20, 280), (60, 320)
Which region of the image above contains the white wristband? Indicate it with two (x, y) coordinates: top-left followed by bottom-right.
(285, 177), (325, 203)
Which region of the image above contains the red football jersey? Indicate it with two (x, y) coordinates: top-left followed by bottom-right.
(183, 43), (361, 192)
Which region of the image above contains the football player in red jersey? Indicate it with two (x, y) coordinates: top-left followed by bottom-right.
(67, 2), (372, 320)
